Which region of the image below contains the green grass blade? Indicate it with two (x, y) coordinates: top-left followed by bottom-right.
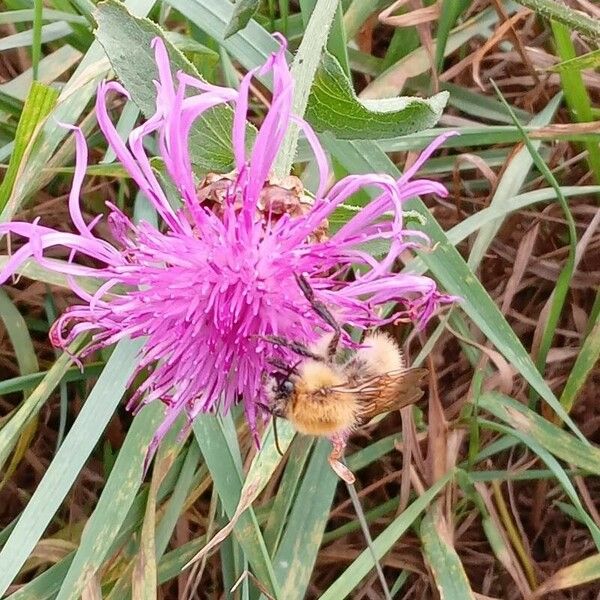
(272, 0), (339, 177)
(420, 508), (476, 599)
(491, 81), (578, 401)
(0, 81), (58, 211)
(551, 20), (600, 183)
(0, 289), (38, 388)
(192, 414), (281, 598)
(478, 392), (600, 476)
(560, 314), (600, 413)
(516, 0), (600, 41)
(0, 362), (104, 396)
(435, 0), (470, 71)
(272, 439), (338, 600)
(54, 402), (163, 600)
(31, 0), (43, 80)
(0, 0), (156, 224)
(0, 22), (73, 51)
(319, 472), (452, 600)
(480, 416), (600, 550)
(0, 338), (144, 596)
(0, 8), (89, 25)
(263, 436), (313, 554)
(0, 339), (83, 471)
(325, 136), (586, 443)
(467, 93), (561, 269)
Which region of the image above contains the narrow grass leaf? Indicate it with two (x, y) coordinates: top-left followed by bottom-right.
(515, 0), (600, 41)
(551, 20), (600, 183)
(54, 402), (163, 600)
(0, 81), (58, 211)
(0, 22), (73, 51)
(271, 439), (338, 600)
(560, 315), (600, 413)
(479, 416), (600, 549)
(0, 0), (156, 223)
(0, 8), (89, 25)
(192, 414), (280, 598)
(0, 339), (83, 471)
(478, 392), (600, 475)
(530, 553), (600, 598)
(263, 436), (313, 554)
(491, 81), (578, 398)
(434, 0), (470, 71)
(467, 93), (561, 269)
(0, 338), (144, 596)
(420, 508), (476, 599)
(224, 0), (259, 38)
(320, 472), (452, 600)
(0, 289), (39, 489)
(447, 186), (600, 246)
(550, 48), (600, 72)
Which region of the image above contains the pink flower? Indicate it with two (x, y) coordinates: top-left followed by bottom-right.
(0, 35), (455, 457)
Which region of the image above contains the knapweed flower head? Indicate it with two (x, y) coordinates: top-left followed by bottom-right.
(0, 35), (455, 457)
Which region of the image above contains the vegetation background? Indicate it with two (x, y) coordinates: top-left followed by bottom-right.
(0, 0), (599, 598)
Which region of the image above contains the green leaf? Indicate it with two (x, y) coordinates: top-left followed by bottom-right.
(224, 0), (260, 38)
(320, 472), (452, 599)
(0, 81), (58, 211)
(560, 313), (600, 413)
(549, 48), (600, 72)
(306, 51), (448, 139)
(515, 0), (600, 42)
(273, 439), (339, 600)
(0, 338), (144, 597)
(478, 392), (600, 476)
(54, 402), (164, 600)
(435, 0), (470, 71)
(420, 508), (476, 599)
(192, 414), (281, 598)
(94, 0), (251, 173)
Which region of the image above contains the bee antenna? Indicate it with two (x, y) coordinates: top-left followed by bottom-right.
(273, 417), (284, 457)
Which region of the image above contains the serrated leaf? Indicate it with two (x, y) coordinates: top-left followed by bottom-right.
(306, 51), (448, 139)
(94, 0), (253, 173)
(224, 0), (260, 38)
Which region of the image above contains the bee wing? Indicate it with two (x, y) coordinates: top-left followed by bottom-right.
(331, 367), (428, 422)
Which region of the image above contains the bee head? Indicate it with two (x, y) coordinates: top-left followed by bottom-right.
(269, 377), (294, 418)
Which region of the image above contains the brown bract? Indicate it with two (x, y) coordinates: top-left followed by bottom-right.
(196, 172), (329, 243)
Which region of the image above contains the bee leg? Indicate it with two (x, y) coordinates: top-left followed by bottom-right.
(258, 335), (323, 361)
(327, 432), (355, 484)
(295, 274), (341, 359)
